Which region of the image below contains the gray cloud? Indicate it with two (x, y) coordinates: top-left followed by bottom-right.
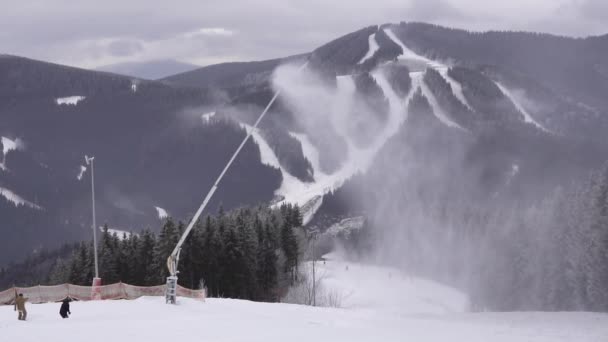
(107, 39), (145, 57)
(0, 0), (606, 69)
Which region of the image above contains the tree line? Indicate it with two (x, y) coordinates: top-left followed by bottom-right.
(3, 203), (304, 303)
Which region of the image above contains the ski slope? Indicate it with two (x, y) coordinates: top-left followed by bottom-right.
(358, 32), (379, 64)
(495, 82), (549, 132)
(55, 96), (85, 105)
(2, 257), (607, 342)
(0, 187), (42, 209)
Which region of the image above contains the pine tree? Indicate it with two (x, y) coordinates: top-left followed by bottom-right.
(154, 218), (180, 283)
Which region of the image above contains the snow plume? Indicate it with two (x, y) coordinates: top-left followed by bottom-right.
(155, 206), (169, 219)
(77, 165), (87, 180)
(270, 64), (405, 207)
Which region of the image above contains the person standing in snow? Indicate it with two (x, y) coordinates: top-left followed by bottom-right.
(59, 298), (71, 318)
(14, 293), (28, 321)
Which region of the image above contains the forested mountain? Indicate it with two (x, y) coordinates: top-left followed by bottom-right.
(96, 59), (200, 80)
(2, 22), (608, 311)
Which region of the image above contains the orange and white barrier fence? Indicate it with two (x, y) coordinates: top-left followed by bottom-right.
(0, 282), (205, 305)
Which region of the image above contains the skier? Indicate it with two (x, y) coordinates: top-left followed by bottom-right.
(14, 293), (28, 321)
(59, 298), (71, 319)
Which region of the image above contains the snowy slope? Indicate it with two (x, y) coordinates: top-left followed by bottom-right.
(0, 187), (41, 209)
(3, 258), (608, 342)
(358, 33), (379, 64)
(55, 96), (85, 105)
(312, 253), (467, 314)
(495, 82), (549, 132)
(384, 27), (548, 131)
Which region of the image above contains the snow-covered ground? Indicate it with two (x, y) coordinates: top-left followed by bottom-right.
(358, 32), (379, 64)
(155, 206), (169, 219)
(55, 96), (86, 105)
(0, 187), (41, 209)
(2, 255), (607, 342)
(99, 227), (132, 239)
(495, 82), (549, 132)
(1, 136), (23, 171)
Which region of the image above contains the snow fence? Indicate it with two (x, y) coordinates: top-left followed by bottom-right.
(0, 282), (205, 305)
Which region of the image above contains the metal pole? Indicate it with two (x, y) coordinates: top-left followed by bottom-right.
(312, 235), (316, 307)
(90, 158), (99, 279)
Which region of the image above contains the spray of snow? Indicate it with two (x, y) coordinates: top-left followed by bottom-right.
(155, 206), (169, 219)
(201, 111), (216, 123)
(55, 96), (86, 105)
(325, 216), (366, 238)
(76, 165), (87, 181)
(358, 33), (379, 64)
(267, 63), (423, 214)
(0, 187), (42, 209)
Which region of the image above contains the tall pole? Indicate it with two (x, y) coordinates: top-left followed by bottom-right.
(89, 157), (99, 279)
(312, 235), (316, 307)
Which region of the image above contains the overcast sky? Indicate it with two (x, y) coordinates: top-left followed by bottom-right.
(1, 0), (607, 69)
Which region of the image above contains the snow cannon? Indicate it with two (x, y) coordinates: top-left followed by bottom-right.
(163, 59), (308, 304)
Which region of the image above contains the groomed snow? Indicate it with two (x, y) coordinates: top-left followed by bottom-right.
(268, 68), (418, 216)
(383, 29), (466, 129)
(0, 187), (41, 209)
(420, 77), (465, 129)
(495, 82), (549, 132)
(55, 96), (85, 106)
(155, 206), (169, 219)
(3, 256), (608, 342)
(1, 136), (23, 171)
(358, 33), (379, 65)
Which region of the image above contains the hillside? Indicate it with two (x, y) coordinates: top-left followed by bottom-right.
(2, 22), (608, 314)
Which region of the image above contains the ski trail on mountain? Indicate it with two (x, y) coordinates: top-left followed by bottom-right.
(384, 27), (548, 131)
(494, 82), (550, 132)
(358, 33), (379, 64)
(439, 69), (473, 110)
(0, 187), (41, 209)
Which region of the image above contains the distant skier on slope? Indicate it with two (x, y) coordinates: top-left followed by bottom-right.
(60, 298), (71, 318)
(14, 293), (28, 321)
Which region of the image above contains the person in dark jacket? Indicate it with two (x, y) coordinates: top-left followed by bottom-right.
(59, 298), (71, 318)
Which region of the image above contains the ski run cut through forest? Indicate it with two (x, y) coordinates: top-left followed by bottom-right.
(2, 255), (608, 342)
